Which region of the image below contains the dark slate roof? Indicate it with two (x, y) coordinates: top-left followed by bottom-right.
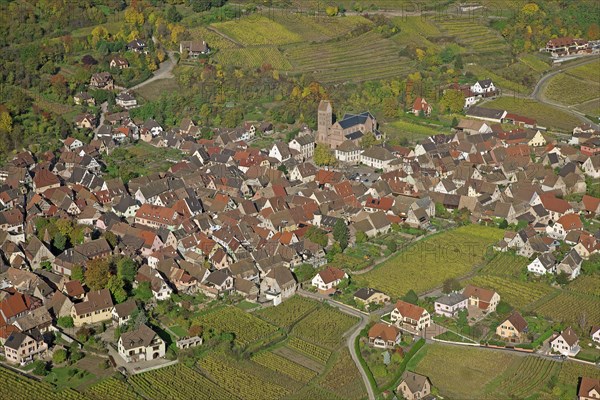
(338, 111), (375, 130)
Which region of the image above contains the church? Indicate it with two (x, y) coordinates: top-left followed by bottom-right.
(317, 100), (380, 149)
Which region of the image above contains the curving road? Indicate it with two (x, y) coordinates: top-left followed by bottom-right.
(129, 50), (177, 91)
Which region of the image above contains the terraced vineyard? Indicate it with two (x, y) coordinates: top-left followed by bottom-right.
(319, 349), (367, 400)
(484, 357), (560, 398)
(469, 275), (554, 308)
(187, 26), (239, 49)
(254, 296), (319, 329)
(479, 252), (530, 278)
(545, 74), (600, 106)
(86, 378), (140, 400)
(485, 97), (582, 131)
(252, 351), (317, 383)
(566, 59), (600, 82)
(199, 354), (290, 400)
(212, 16), (302, 45)
(287, 337), (332, 363)
(195, 306), (278, 346)
(362, 225), (503, 297)
(0, 366), (84, 400)
(215, 46), (292, 70)
(284, 31), (415, 84)
(268, 14), (371, 42)
(533, 291), (600, 326)
(291, 306), (358, 350)
(567, 274), (600, 297)
(129, 364), (233, 400)
(391, 16), (441, 48)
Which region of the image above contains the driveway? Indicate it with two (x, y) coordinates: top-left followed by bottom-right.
(129, 51), (177, 91)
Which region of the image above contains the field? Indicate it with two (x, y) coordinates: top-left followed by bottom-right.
(254, 296), (319, 329)
(215, 46), (292, 70)
(567, 274), (600, 297)
(566, 59), (600, 82)
(134, 78), (180, 102)
(384, 119), (452, 143)
(479, 252), (530, 278)
(286, 337), (333, 364)
(576, 98), (600, 117)
(104, 142), (183, 183)
(318, 348), (367, 400)
(466, 64), (529, 93)
(252, 351), (317, 383)
(129, 364), (232, 400)
(483, 356), (560, 399)
(484, 96), (582, 131)
(533, 291), (600, 326)
(361, 225), (504, 297)
(85, 378), (140, 400)
(545, 74), (600, 106)
(187, 26), (239, 49)
(0, 366), (84, 400)
(518, 54), (551, 74)
(268, 14), (371, 43)
(195, 306), (278, 346)
(468, 275), (555, 309)
(391, 16), (441, 48)
(284, 31), (415, 84)
(290, 306), (359, 350)
(212, 16), (302, 46)
(555, 361), (600, 399)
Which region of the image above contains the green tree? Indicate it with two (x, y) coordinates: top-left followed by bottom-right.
(356, 231), (367, 244)
(103, 231), (118, 248)
(117, 258), (137, 283)
(53, 349), (68, 364)
(402, 289), (419, 305)
(84, 258), (111, 290)
(166, 5), (182, 22)
(359, 132), (377, 149)
(314, 144), (336, 166)
(71, 265), (84, 282)
(582, 254), (600, 275)
(327, 242), (342, 262)
(387, 240), (397, 253)
(306, 226), (328, 247)
(57, 316), (74, 328)
(556, 271), (570, 285)
(498, 219), (509, 229)
(382, 97), (399, 118)
(53, 232), (68, 252)
(134, 281), (153, 301)
(333, 219), (349, 251)
(439, 89), (465, 114)
(32, 360), (50, 376)
(442, 278), (462, 294)
(107, 275), (128, 303)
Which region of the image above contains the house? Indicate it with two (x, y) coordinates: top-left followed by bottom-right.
(578, 377), (600, 400)
(434, 292), (468, 317)
(116, 92), (137, 109)
(591, 326), (600, 344)
(202, 270), (234, 297)
(117, 324), (165, 363)
(368, 323), (401, 349)
(4, 330), (47, 365)
(557, 249), (583, 280)
(288, 135), (316, 160)
(353, 288), (390, 306)
(527, 253), (557, 275)
(24, 236), (54, 269)
(471, 79), (496, 94)
(136, 265), (173, 301)
(74, 113), (97, 129)
(311, 267), (347, 294)
(109, 55), (129, 69)
(396, 371), (433, 400)
(465, 106), (506, 123)
(89, 72), (113, 90)
(180, 40), (210, 57)
(71, 289), (114, 327)
(582, 156), (600, 178)
(268, 142), (291, 162)
(548, 213), (583, 239)
(462, 285), (500, 313)
(544, 37), (589, 57)
(334, 140), (362, 164)
(112, 299), (137, 326)
(127, 38), (147, 53)
(456, 119), (492, 135)
(411, 97), (432, 116)
(74, 92), (95, 106)
(260, 266), (296, 306)
(360, 146), (396, 170)
(13, 307), (52, 334)
(390, 300), (431, 331)
(496, 311), (528, 343)
(550, 326), (580, 356)
(581, 137), (600, 157)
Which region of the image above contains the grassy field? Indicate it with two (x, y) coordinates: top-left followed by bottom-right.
(566, 59), (600, 82)
(545, 74), (600, 106)
(215, 46), (292, 70)
(86, 377), (140, 400)
(555, 361), (600, 399)
(361, 225), (504, 297)
(187, 26), (240, 49)
(134, 79), (180, 102)
(390, 16), (441, 48)
(518, 54), (551, 74)
(576, 98), (600, 117)
(533, 291), (600, 326)
(384, 119), (452, 143)
(104, 142), (183, 183)
(484, 96), (582, 131)
(268, 14), (371, 43)
(469, 275), (555, 309)
(284, 31), (415, 84)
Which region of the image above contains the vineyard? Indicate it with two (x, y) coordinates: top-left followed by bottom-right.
(268, 14), (371, 43)
(484, 357), (560, 398)
(85, 378), (140, 400)
(565, 59), (600, 82)
(284, 31), (416, 84)
(212, 16), (302, 45)
(468, 275), (555, 308)
(215, 46), (292, 70)
(545, 74), (600, 106)
(479, 252), (530, 278)
(287, 337), (332, 363)
(533, 291), (600, 326)
(254, 296), (319, 329)
(0, 366), (84, 400)
(129, 364), (233, 400)
(567, 274), (600, 297)
(362, 225), (504, 297)
(319, 349), (367, 400)
(195, 306), (278, 346)
(285, 385), (345, 400)
(198, 354), (291, 400)
(187, 26), (239, 50)
(391, 16), (441, 48)
(252, 351), (317, 383)
(291, 306), (358, 350)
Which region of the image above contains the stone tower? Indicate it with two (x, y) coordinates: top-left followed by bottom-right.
(317, 100), (332, 145)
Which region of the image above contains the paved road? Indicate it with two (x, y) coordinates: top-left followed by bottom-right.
(297, 289), (376, 400)
(129, 50), (177, 91)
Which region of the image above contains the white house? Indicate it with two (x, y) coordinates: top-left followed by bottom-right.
(591, 326), (600, 344)
(547, 213), (583, 240)
(260, 266), (296, 306)
(269, 142), (291, 162)
(470, 79), (496, 94)
(582, 156), (600, 178)
(360, 146), (396, 170)
(311, 267), (348, 294)
(116, 92), (137, 109)
(288, 135), (315, 160)
(434, 292), (468, 317)
(390, 300), (431, 332)
(527, 253), (557, 275)
(550, 327), (580, 356)
(335, 140), (362, 164)
(112, 299), (137, 326)
(557, 250), (583, 281)
(118, 324), (166, 363)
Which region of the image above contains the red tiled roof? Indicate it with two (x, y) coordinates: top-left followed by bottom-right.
(318, 267), (347, 285)
(394, 300), (427, 321)
(557, 213), (583, 231)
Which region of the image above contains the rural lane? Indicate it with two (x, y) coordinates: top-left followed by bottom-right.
(297, 289), (376, 400)
(129, 50), (177, 91)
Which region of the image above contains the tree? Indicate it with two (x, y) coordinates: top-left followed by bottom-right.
(53, 349), (67, 364)
(134, 281), (153, 301)
(387, 240), (397, 253)
(333, 219), (349, 251)
(442, 278), (462, 294)
(360, 132), (377, 149)
(313, 144), (336, 166)
(189, 325), (203, 337)
(117, 258), (137, 283)
(305, 226), (328, 247)
(581, 254), (600, 275)
(327, 242), (342, 262)
(402, 289), (419, 305)
(57, 316), (74, 328)
(382, 97), (399, 118)
(439, 89), (465, 114)
(103, 231), (118, 248)
(84, 258), (111, 290)
(71, 265), (84, 282)
(107, 275), (128, 303)
(356, 231), (367, 244)
(166, 5), (182, 22)
(53, 232), (68, 252)
(325, 6), (338, 16)
(555, 271), (570, 285)
(32, 360), (50, 376)
(498, 219), (509, 229)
